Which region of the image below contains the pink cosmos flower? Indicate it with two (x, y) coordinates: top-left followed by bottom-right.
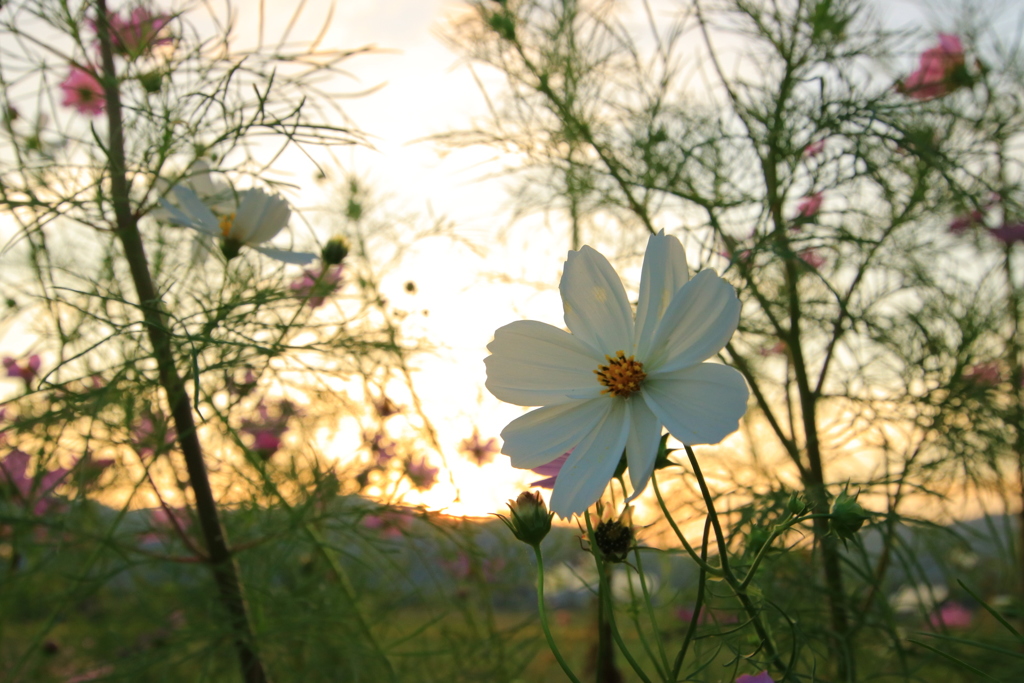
(989, 223), (1024, 244)
(459, 428), (499, 466)
(0, 449), (69, 516)
(362, 508), (412, 539)
(132, 412), (176, 459)
(443, 552), (506, 583)
(758, 340), (787, 357)
(239, 400), (296, 460)
(3, 354), (40, 384)
(59, 67), (106, 116)
(530, 451), (570, 489)
(405, 456), (439, 490)
(736, 672), (774, 683)
(803, 140), (826, 158)
(93, 8), (172, 58)
(289, 264), (343, 309)
(898, 34), (965, 101)
(366, 430), (398, 467)
(948, 210), (984, 235)
(798, 249), (826, 269)
(722, 248), (753, 263)
(796, 193), (823, 219)
(964, 362), (1002, 385)
(928, 602), (973, 629)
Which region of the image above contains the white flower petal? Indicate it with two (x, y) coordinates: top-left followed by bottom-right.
(157, 197), (203, 230)
(233, 189), (269, 242)
(186, 160), (219, 197)
(642, 363), (749, 445)
(253, 246), (317, 265)
(257, 198), (291, 242)
(646, 270), (740, 374)
(560, 246), (633, 356)
(624, 396), (662, 503)
(171, 186), (220, 235)
(485, 320), (604, 407)
(501, 398), (609, 468)
(239, 190), (290, 245)
(549, 399), (631, 517)
(635, 231), (690, 360)
(189, 233), (215, 265)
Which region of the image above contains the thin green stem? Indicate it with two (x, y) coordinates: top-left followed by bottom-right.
(684, 445), (787, 676)
(304, 523), (397, 680)
(94, 3), (267, 680)
(602, 565), (654, 683)
(533, 545), (583, 683)
(585, 514), (653, 683)
(738, 515), (822, 591)
(632, 546), (671, 681)
(672, 517), (712, 680)
(651, 472), (721, 576)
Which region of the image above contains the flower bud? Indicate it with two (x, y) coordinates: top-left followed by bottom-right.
(787, 493), (809, 517)
(139, 70), (163, 93)
(746, 527), (771, 556)
(345, 198), (363, 221)
(497, 491), (553, 547)
(321, 236), (350, 265)
(220, 237), (243, 261)
(829, 491), (868, 541)
(487, 11), (516, 41)
(593, 510), (633, 563)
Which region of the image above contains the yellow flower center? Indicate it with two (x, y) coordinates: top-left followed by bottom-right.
(595, 351), (646, 398)
(219, 213), (236, 238)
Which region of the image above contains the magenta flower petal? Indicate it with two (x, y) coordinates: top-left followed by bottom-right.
(990, 223), (1024, 244)
(60, 67), (106, 116)
(529, 451), (570, 488)
(736, 672), (774, 683)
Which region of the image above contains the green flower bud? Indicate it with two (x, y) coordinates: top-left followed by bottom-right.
(829, 491), (868, 541)
(747, 527), (771, 556)
(787, 494), (809, 517)
(487, 11), (516, 41)
(139, 70), (163, 94)
(345, 198), (363, 221)
(220, 237), (243, 261)
(321, 236), (350, 265)
(497, 491), (553, 547)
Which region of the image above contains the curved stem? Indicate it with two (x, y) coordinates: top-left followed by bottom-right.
(672, 516), (712, 680)
(601, 564), (654, 683)
(94, 4), (267, 681)
(584, 513), (653, 683)
(533, 545), (583, 683)
(684, 445), (787, 676)
(651, 472), (722, 576)
(632, 547), (671, 679)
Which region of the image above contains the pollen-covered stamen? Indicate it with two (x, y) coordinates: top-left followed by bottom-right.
(594, 351), (646, 398)
(218, 212), (236, 238)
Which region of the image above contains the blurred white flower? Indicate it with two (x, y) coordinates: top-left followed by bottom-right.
(160, 182), (315, 265)
(485, 230), (749, 517)
(890, 583), (949, 614)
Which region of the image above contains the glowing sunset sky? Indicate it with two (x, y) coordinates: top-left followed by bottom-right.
(1, 0), (1005, 520)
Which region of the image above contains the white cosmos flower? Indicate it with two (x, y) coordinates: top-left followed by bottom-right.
(160, 184), (316, 265)
(485, 231), (749, 517)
